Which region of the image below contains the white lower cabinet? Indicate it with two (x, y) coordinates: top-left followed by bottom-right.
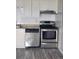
(16, 29), (25, 48)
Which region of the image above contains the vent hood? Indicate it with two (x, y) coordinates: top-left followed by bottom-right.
(40, 10), (56, 14)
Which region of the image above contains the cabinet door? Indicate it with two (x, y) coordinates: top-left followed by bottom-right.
(32, 0), (40, 17)
(16, 0), (24, 7)
(48, 0), (58, 11)
(16, 0), (25, 23)
(40, 0), (48, 10)
(24, 0), (31, 17)
(40, 0), (58, 13)
(16, 29), (25, 48)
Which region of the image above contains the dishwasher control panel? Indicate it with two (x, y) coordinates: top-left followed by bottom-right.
(25, 29), (39, 33)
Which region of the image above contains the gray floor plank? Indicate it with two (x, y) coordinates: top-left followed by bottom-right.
(25, 49), (33, 59)
(16, 48), (63, 59)
(33, 49), (46, 59)
(16, 48), (25, 59)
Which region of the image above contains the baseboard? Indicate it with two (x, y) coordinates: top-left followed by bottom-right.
(58, 48), (63, 55)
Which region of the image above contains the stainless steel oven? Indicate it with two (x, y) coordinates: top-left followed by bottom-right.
(40, 21), (58, 48)
(41, 29), (58, 43)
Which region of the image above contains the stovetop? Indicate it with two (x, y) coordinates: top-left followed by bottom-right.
(40, 24), (58, 29)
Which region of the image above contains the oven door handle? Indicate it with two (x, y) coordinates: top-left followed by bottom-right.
(41, 29), (57, 31)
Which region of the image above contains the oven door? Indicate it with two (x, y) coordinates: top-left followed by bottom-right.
(41, 29), (58, 43)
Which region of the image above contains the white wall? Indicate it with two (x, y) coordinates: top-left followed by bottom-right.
(56, 0), (63, 54)
(56, 12), (63, 55)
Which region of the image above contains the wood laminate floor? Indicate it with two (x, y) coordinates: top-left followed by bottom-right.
(16, 48), (63, 59)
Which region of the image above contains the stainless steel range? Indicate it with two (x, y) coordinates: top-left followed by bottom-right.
(40, 21), (58, 48)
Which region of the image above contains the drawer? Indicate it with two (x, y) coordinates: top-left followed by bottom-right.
(41, 43), (58, 48)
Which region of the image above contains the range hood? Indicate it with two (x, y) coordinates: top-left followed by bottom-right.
(40, 10), (56, 14)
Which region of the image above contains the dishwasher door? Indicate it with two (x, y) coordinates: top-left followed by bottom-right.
(24, 29), (40, 48)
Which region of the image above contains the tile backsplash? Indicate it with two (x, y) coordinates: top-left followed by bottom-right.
(40, 14), (56, 21)
(16, 17), (40, 24)
(16, 14), (56, 24)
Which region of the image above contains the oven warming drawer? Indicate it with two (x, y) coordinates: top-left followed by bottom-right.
(41, 43), (58, 48)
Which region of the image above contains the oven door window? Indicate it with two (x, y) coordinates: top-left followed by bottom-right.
(42, 31), (56, 40)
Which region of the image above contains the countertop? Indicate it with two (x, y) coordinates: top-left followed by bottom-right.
(16, 24), (40, 29)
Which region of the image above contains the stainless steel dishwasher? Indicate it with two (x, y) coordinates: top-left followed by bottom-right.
(24, 28), (40, 48)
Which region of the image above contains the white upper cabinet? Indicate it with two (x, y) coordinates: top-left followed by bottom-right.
(16, 0), (24, 7)
(40, 0), (48, 10)
(16, 0), (58, 19)
(16, 0), (40, 17)
(40, 0), (58, 13)
(16, 0), (25, 23)
(24, 0), (31, 17)
(31, 0), (40, 17)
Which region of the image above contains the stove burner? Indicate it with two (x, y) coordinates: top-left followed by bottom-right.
(40, 25), (58, 29)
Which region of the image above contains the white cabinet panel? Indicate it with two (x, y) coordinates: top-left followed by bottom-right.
(32, 0), (40, 17)
(48, 0), (58, 12)
(16, 0), (25, 23)
(40, 0), (58, 13)
(16, 0), (40, 19)
(24, 0), (31, 17)
(40, 0), (48, 10)
(16, 0), (24, 7)
(16, 0), (31, 18)
(16, 29), (25, 48)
